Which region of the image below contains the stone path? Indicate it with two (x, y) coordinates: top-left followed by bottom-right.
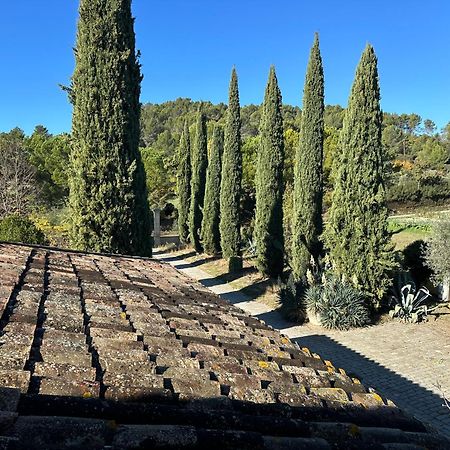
(155, 250), (450, 438)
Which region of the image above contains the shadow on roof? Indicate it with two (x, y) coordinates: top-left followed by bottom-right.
(7, 389), (444, 450)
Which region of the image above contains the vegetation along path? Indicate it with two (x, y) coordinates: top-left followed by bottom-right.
(155, 249), (450, 438)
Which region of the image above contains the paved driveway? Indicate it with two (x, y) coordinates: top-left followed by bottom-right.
(156, 251), (450, 437)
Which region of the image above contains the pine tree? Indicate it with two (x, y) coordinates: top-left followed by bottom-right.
(220, 68), (243, 272)
(292, 34), (325, 280)
(254, 67), (285, 277)
(201, 124), (223, 255)
(69, 0), (152, 256)
(189, 109), (208, 253)
(177, 121), (191, 244)
(324, 45), (394, 303)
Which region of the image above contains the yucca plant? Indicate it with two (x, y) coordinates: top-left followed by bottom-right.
(304, 275), (370, 330)
(389, 281), (432, 323)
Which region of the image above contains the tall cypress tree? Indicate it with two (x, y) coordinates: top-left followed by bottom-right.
(69, 0), (152, 256)
(292, 34), (325, 280)
(324, 45), (394, 303)
(189, 109), (208, 253)
(201, 124), (223, 255)
(220, 68), (242, 272)
(254, 67), (285, 278)
(177, 121), (191, 244)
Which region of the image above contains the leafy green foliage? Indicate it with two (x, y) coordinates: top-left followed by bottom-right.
(424, 218), (450, 284)
(402, 240), (431, 286)
(278, 273), (307, 323)
(324, 45), (395, 302)
(137, 98), (450, 216)
(141, 147), (174, 208)
(0, 215), (47, 245)
(69, 0), (152, 256)
(254, 67), (285, 277)
(201, 124), (223, 255)
(27, 127), (70, 206)
(305, 275), (370, 330)
(189, 110), (208, 253)
(415, 138), (449, 168)
(176, 122), (191, 244)
(220, 69), (242, 264)
(292, 34), (325, 280)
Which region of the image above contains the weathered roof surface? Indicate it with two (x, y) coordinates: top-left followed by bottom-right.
(0, 242), (448, 449)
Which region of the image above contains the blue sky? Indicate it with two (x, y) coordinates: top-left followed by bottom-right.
(0, 0), (448, 135)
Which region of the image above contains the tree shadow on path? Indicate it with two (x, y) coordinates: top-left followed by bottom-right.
(290, 333), (450, 438)
(198, 266), (259, 288)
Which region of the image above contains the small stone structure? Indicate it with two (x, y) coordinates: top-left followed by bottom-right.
(153, 208), (161, 247)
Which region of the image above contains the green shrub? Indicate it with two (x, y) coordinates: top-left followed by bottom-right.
(420, 176), (450, 201)
(278, 273), (307, 323)
(387, 175), (450, 203)
(0, 215), (47, 245)
(424, 218), (450, 286)
(387, 177), (420, 203)
(304, 275), (370, 330)
(402, 240), (431, 286)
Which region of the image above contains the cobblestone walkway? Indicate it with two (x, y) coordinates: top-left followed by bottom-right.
(156, 250), (450, 438)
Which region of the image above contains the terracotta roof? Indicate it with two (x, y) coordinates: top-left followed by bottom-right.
(0, 242), (448, 449)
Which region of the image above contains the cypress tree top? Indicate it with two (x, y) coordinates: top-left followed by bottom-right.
(292, 33), (325, 281)
(254, 66), (285, 278)
(70, 0), (152, 256)
(220, 68), (242, 262)
(325, 44), (394, 302)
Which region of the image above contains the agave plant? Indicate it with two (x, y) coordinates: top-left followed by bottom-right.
(389, 282), (432, 323)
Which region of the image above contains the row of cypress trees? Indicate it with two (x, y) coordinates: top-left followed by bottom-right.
(177, 69), (243, 271)
(178, 34), (392, 302)
(68, 1), (390, 302)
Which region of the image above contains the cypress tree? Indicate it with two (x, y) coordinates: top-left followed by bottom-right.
(189, 109), (208, 253)
(292, 34), (325, 280)
(220, 68), (242, 272)
(254, 66), (285, 278)
(69, 0), (152, 256)
(177, 121), (191, 244)
(201, 124), (224, 255)
(324, 45), (394, 303)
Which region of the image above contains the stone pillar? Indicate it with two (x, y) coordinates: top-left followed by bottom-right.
(153, 208), (161, 248)
(443, 279), (450, 303)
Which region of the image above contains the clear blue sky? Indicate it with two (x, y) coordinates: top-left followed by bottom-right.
(0, 0), (448, 135)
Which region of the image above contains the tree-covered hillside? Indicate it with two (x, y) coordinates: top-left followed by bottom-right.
(140, 98), (450, 210)
(0, 98), (449, 239)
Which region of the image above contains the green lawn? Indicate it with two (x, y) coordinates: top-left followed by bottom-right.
(391, 227), (429, 250)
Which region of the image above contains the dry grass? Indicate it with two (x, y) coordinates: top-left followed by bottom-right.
(391, 228), (429, 250)
(166, 248), (281, 310)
